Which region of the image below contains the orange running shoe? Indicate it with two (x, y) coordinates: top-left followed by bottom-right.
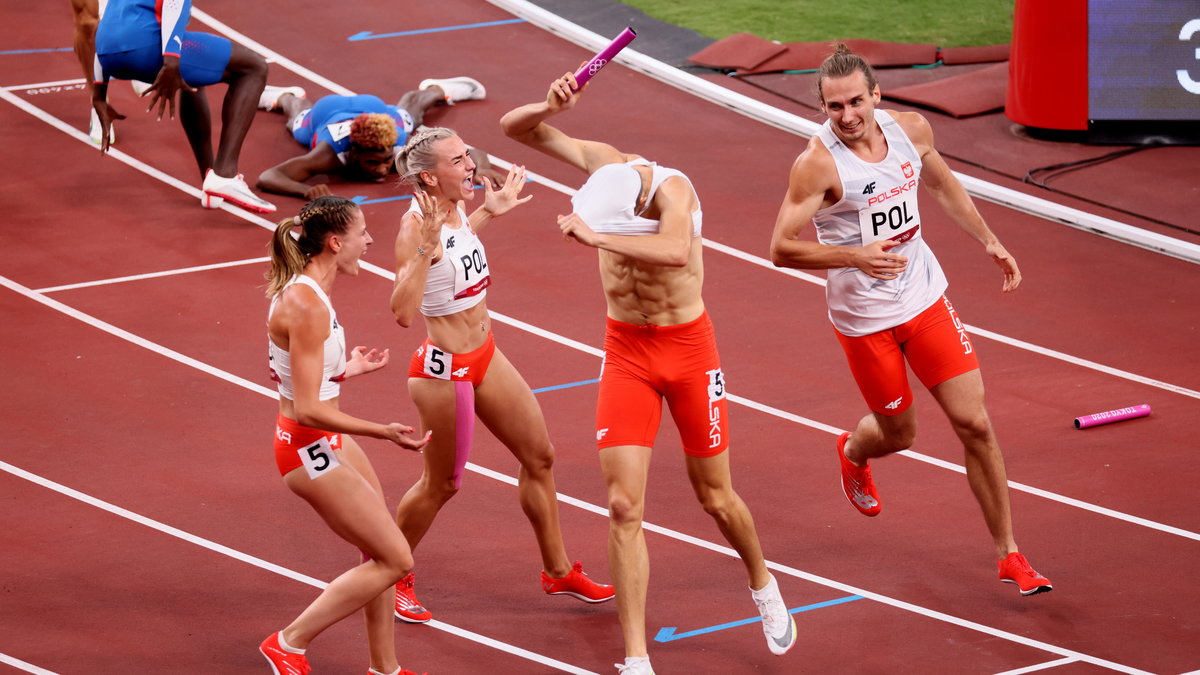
(836, 432), (881, 517)
(541, 561), (615, 602)
(259, 632), (310, 675)
(394, 572), (432, 623)
(998, 552), (1053, 596)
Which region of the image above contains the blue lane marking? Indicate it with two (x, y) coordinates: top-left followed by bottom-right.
(654, 595), (864, 643)
(531, 378), (600, 394)
(349, 18), (525, 42)
(0, 47), (74, 56)
(350, 194), (412, 205)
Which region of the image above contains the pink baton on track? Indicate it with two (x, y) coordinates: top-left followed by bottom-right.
(1073, 404), (1151, 429)
(572, 27), (638, 90)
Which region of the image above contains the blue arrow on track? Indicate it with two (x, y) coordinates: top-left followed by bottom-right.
(654, 595), (864, 643)
(349, 19), (525, 41)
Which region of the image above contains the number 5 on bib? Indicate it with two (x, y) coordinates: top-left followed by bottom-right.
(297, 436), (341, 480)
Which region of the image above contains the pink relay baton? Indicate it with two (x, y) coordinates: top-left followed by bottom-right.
(572, 27), (638, 90)
(1073, 404), (1151, 429)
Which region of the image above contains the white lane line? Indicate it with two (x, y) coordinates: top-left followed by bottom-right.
(3, 78), (88, 91)
(0, 460), (597, 675)
(994, 657), (1079, 675)
(0, 273), (278, 398)
(190, 9), (353, 97)
(3, 86), (1197, 543)
(35, 257), (270, 293)
(0, 653), (57, 675)
(180, 11), (1200, 403)
(0, 276), (1153, 675)
(486, 0), (1200, 265)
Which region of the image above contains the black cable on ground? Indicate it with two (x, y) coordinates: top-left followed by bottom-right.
(1023, 144), (1155, 189)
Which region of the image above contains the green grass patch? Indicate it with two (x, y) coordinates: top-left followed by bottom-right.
(617, 0), (1014, 47)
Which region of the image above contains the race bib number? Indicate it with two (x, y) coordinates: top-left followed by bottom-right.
(398, 108), (415, 134)
(449, 245), (491, 299)
(707, 368), (726, 403)
(325, 120), (353, 144)
(297, 436), (341, 480)
(422, 345), (450, 380)
(858, 191), (921, 246)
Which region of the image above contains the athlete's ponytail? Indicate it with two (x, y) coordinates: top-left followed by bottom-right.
(265, 196), (360, 297)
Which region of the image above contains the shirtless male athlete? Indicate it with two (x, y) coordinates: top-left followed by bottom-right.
(502, 73), (797, 675)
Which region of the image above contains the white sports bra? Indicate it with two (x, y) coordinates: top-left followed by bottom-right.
(408, 200), (491, 317)
(267, 274), (346, 401)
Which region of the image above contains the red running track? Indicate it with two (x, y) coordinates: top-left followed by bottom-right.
(2, 1), (1198, 674)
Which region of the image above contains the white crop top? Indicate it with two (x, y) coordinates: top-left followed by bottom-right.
(267, 274), (347, 401)
(811, 109), (948, 336)
(571, 158), (703, 237)
(408, 200), (491, 317)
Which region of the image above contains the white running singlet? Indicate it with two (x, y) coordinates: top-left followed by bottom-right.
(408, 200), (491, 317)
(811, 109), (948, 336)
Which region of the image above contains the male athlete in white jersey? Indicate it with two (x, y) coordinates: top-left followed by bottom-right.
(769, 44), (1052, 596)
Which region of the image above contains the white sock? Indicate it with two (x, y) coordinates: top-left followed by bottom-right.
(750, 573), (778, 600)
(368, 668), (401, 675)
(624, 656), (651, 667)
(276, 631), (305, 655)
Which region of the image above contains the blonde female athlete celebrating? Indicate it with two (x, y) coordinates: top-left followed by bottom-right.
(261, 195), (430, 675)
(388, 127), (614, 623)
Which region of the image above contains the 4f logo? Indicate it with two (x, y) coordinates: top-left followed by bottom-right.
(596, 428), (609, 441)
(884, 396), (903, 410)
(862, 182), (876, 195)
(445, 236), (456, 249)
(452, 366), (470, 378)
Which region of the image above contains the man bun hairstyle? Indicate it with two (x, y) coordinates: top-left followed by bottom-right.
(817, 42), (879, 101)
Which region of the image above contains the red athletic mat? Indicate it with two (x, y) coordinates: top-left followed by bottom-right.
(883, 61), (1009, 117)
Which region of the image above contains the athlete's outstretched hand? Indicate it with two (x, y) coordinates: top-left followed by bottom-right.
(344, 346), (389, 378)
(143, 55), (196, 121)
(412, 190), (446, 254)
(90, 98), (125, 154)
(987, 241), (1021, 292)
(481, 164), (532, 217)
(382, 424), (432, 452)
